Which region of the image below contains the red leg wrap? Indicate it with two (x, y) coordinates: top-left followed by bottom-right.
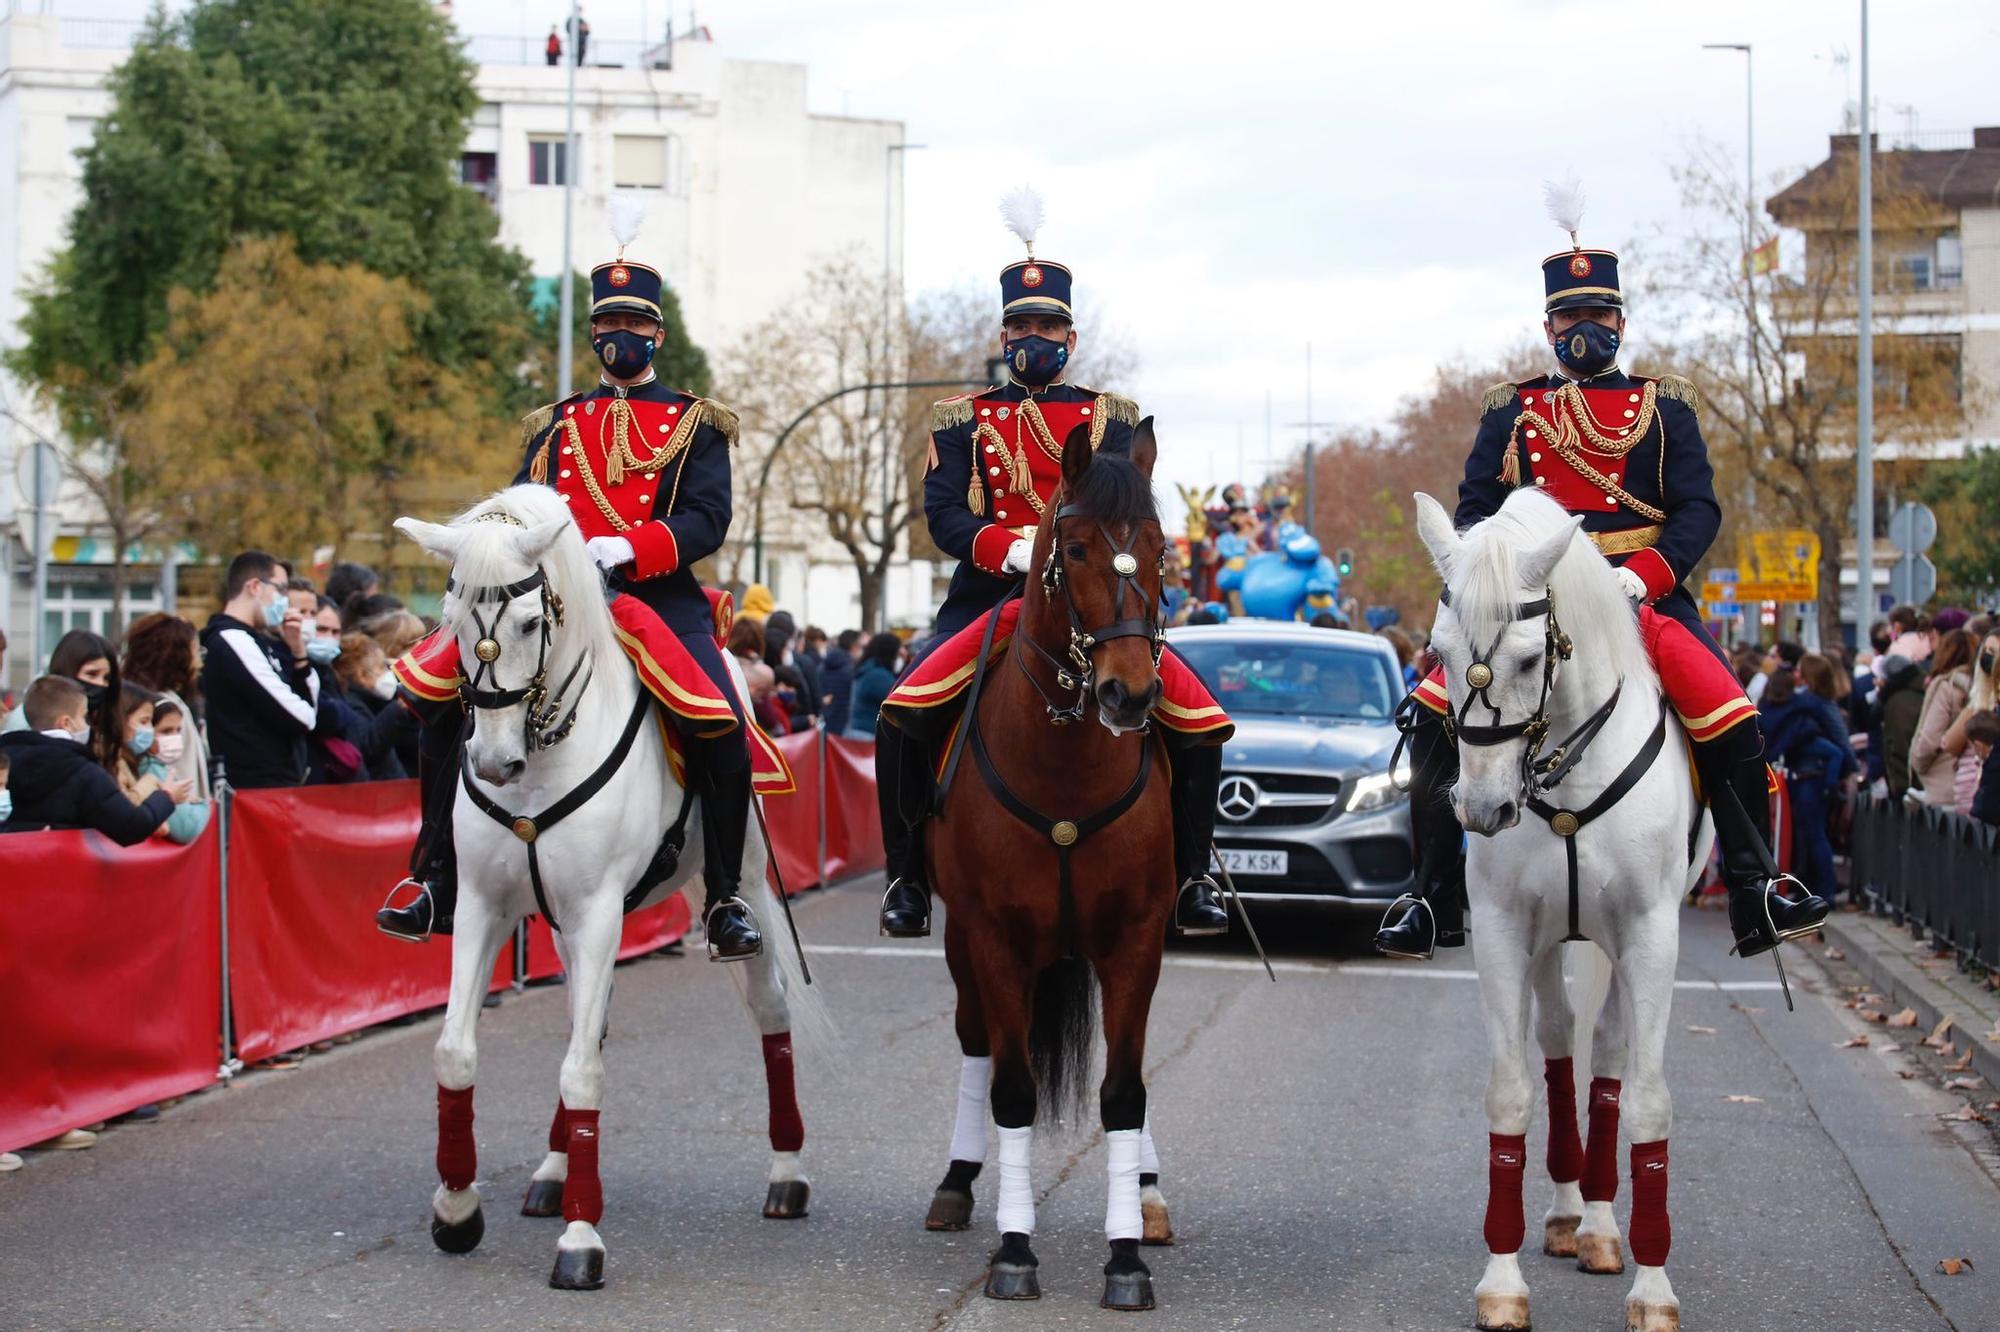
(1581, 1076), (1622, 1203)
(1483, 1132), (1528, 1255)
(563, 1108), (603, 1224)
(436, 1084), (476, 1192)
(547, 1098), (569, 1154)
(1628, 1139), (1671, 1266)
(762, 1032), (805, 1153)
(1544, 1057), (1583, 1184)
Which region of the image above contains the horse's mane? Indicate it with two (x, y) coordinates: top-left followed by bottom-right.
(1056, 450), (1159, 527)
(1453, 488), (1656, 691)
(441, 484), (621, 671)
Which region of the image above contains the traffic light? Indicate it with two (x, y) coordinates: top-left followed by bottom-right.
(1335, 546), (1354, 577)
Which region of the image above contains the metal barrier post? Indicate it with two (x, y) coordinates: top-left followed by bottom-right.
(815, 723), (828, 890)
(513, 921), (528, 992)
(215, 776), (242, 1080)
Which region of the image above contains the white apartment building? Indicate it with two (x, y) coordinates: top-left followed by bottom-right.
(0, 3), (938, 687)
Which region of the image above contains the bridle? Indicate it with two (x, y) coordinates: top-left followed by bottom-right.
(450, 515), (589, 753)
(1015, 502), (1166, 725)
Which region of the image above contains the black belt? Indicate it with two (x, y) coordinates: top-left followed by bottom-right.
(1527, 700), (1669, 942)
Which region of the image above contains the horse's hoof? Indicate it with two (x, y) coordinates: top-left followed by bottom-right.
(762, 1178), (810, 1219)
(1576, 1233), (1626, 1274)
(549, 1246), (605, 1291)
(1626, 1299), (1680, 1332)
(1474, 1290), (1531, 1331)
(1542, 1214), (1580, 1258)
(1102, 1270), (1156, 1311)
(521, 1178), (564, 1218)
(430, 1204), (485, 1255)
(984, 1263), (1041, 1300)
(1140, 1191), (1175, 1246)
(925, 1189), (974, 1231)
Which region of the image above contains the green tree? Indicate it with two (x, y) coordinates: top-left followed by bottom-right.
(1922, 448), (2000, 602)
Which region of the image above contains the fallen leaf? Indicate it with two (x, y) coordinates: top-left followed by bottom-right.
(1723, 1094), (1764, 1103)
(1895, 1070), (1917, 1080)
(1730, 1002), (1765, 1014)
(1947, 1048), (1974, 1072)
(1857, 1009), (1889, 1024)
(1985, 1028), (2000, 1043)
(1939, 1106), (1989, 1123)
(1840, 1034), (1871, 1048)
(1860, 992), (1889, 1005)
(1928, 1016), (1956, 1044)
(1945, 1076), (1984, 1091)
(1687, 1025), (1718, 1035)
(1888, 1008), (1920, 1028)
(1932, 1042), (1958, 1059)
(1935, 1258), (1975, 1276)
(1824, 947), (1848, 961)
(1987, 1100), (2000, 1111)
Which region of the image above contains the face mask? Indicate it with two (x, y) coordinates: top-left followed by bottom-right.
(70, 724), (92, 746)
(593, 329), (657, 379)
(306, 637), (341, 665)
(1553, 318), (1621, 376)
(80, 679), (108, 704)
(371, 674), (399, 701)
(1982, 652), (1997, 676)
(129, 725), (155, 757)
(1003, 334), (1070, 386)
(156, 733), (186, 764)
(0, 791), (11, 822)
(263, 591), (287, 630)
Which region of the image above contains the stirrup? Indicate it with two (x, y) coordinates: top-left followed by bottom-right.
(705, 894), (761, 963)
(375, 877), (433, 943)
(1172, 875), (1228, 938)
(1374, 893), (1435, 961)
(1762, 873), (1824, 944)
(878, 877), (932, 938)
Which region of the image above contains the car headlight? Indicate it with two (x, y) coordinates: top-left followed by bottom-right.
(1346, 769), (1407, 813)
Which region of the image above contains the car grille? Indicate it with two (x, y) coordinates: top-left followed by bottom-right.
(1347, 836), (1414, 882)
(1216, 770), (1342, 827)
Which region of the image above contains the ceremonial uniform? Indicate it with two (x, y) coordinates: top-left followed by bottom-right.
(873, 202), (1233, 939)
(1375, 218), (1827, 963)
(377, 252), (777, 960)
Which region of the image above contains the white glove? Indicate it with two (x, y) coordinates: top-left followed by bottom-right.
(1615, 566), (1648, 603)
(1001, 537), (1033, 575)
(585, 534), (635, 572)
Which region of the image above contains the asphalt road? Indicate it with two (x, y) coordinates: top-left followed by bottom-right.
(3, 881), (1997, 1332)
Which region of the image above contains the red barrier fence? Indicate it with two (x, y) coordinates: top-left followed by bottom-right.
(0, 728), (880, 1151)
(0, 828), (223, 1153)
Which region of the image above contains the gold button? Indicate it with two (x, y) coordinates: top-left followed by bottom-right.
(1551, 811), (1580, 837)
(1623, 409), (1636, 418)
(1525, 429), (1537, 439)
(981, 408), (992, 417)
(1608, 473), (1619, 482)
(990, 467), (1002, 477)
(512, 817), (538, 843)
(561, 445), (572, 455)
(658, 423), (668, 432)
(1535, 477), (1548, 486)
(1530, 452), (1542, 463)
(1051, 820), (1079, 846)
(985, 445), (995, 454)
(1606, 496), (1618, 506)
(1081, 407), (1092, 416)
(561, 469), (572, 478)
(639, 494), (650, 504)
(667, 405), (679, 414)
(1629, 393), (1641, 403)
(1466, 662), (1493, 689)
(474, 638), (500, 663)
(566, 405), (576, 415)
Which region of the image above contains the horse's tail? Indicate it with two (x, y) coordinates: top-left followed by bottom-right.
(1030, 957), (1097, 1127)
(740, 851), (837, 1056)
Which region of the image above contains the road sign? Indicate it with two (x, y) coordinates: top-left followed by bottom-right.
(1888, 501), (1936, 554)
(1737, 529), (1820, 603)
(1699, 582), (1738, 604)
(1889, 552), (1937, 606)
(1705, 600), (1742, 618)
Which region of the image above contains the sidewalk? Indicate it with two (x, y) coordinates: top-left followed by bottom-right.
(1822, 906), (2000, 1094)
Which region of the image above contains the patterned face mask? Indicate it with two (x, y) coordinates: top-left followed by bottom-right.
(593, 329), (657, 379)
(1003, 334), (1069, 386)
(1553, 318), (1620, 376)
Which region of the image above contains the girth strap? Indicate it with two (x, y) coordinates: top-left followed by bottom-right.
(1527, 700), (1669, 942)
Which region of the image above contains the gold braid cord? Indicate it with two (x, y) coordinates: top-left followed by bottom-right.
(1509, 395), (1669, 524)
(563, 398), (709, 533)
(521, 403), (557, 484)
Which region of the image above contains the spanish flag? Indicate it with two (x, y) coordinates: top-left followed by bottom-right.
(1743, 236), (1779, 277)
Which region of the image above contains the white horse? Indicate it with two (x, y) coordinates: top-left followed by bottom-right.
(396, 485), (825, 1292)
(1414, 488), (1712, 1332)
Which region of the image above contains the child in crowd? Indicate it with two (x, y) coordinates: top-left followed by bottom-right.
(1968, 711), (2000, 827)
(0, 675), (187, 844)
(144, 699), (211, 843)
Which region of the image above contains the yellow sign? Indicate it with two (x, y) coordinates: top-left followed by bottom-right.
(1736, 530), (1820, 602)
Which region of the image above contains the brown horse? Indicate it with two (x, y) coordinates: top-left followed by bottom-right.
(926, 419), (1179, 1310)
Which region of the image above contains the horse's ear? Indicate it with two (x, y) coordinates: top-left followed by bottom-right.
(1060, 421), (1093, 489)
(1129, 415), (1158, 479)
(394, 516), (463, 564)
(1517, 515), (1584, 590)
(510, 518), (570, 566)
(1412, 493), (1459, 579)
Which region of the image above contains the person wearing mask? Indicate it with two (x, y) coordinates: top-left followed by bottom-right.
(1758, 657), (1858, 906)
(200, 551), (322, 789)
(820, 629), (858, 735)
(1910, 628), (1976, 806)
(1883, 605), (1933, 669)
(1938, 631), (2000, 815)
(1965, 711), (2000, 826)
(290, 592), (365, 784)
(47, 629), (125, 774)
(765, 611), (820, 728)
(1877, 651), (1928, 802)
(0, 675), (187, 841)
(122, 613), (210, 800)
(845, 633), (902, 741)
(334, 632), (416, 780)
(144, 698), (211, 842)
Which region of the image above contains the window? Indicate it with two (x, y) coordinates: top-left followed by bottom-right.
(1936, 231), (1963, 289)
(457, 151), (497, 204)
(528, 135), (570, 186)
(1173, 640), (1398, 721)
(614, 135), (666, 189)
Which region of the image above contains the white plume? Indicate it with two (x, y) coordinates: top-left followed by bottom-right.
(608, 192), (646, 253)
(1543, 173), (1586, 244)
(998, 187), (1044, 254)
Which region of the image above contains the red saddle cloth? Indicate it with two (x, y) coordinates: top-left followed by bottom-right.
(882, 599), (1232, 742)
(1414, 606), (1754, 745)
(393, 590), (794, 795)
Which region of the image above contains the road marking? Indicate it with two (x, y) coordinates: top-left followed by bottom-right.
(801, 945), (1786, 989)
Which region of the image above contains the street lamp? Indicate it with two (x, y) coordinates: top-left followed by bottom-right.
(1704, 40), (1755, 642)
(878, 142), (927, 629)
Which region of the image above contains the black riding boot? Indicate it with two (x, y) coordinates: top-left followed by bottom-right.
(1374, 704), (1468, 960)
(376, 702), (464, 942)
(695, 737), (762, 962)
(1697, 741), (1830, 958)
(1169, 741), (1229, 936)
(877, 717), (935, 938)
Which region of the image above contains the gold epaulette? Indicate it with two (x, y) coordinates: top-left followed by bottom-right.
(700, 397), (741, 446)
(931, 394), (979, 432)
(1653, 374), (1700, 418)
(520, 402), (558, 483)
(1092, 390), (1141, 425)
(1481, 382), (1521, 416)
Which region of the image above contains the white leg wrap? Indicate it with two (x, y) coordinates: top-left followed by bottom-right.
(950, 1055), (992, 1163)
(1138, 1114), (1161, 1175)
(994, 1123), (1035, 1236)
(1105, 1128), (1143, 1241)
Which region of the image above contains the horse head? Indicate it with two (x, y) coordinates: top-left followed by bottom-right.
(397, 485), (610, 787)
(1414, 489), (1585, 835)
(1027, 418), (1166, 733)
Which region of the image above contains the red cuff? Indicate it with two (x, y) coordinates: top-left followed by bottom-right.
(625, 521), (680, 579)
(1624, 547), (1676, 602)
(971, 524), (1016, 576)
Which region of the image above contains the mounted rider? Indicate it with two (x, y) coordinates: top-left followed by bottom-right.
(874, 189), (1232, 940)
(1374, 182), (1831, 963)
(375, 205), (784, 961)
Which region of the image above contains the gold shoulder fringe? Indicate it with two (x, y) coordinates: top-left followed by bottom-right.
(932, 396), (977, 432)
(520, 403), (556, 448)
(1093, 390), (1140, 425)
(1481, 382), (1520, 416)
(1653, 374), (1700, 418)
(700, 398), (740, 445)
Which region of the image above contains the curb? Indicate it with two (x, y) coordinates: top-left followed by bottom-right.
(1822, 914), (2000, 1096)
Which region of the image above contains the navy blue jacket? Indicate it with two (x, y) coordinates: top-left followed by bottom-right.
(819, 648), (855, 735)
(1758, 690), (1858, 781)
(0, 730), (174, 843)
(846, 660), (896, 739)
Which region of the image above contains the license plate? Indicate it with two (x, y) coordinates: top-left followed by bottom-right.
(1217, 848), (1288, 875)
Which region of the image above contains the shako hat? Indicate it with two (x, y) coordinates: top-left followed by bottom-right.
(591, 193), (664, 322)
(997, 187), (1073, 322)
(1540, 175), (1622, 313)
